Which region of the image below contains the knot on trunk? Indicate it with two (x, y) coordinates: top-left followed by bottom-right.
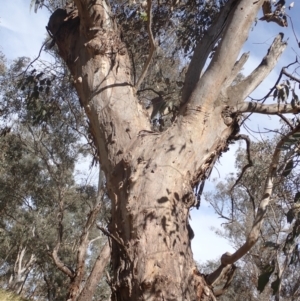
(221, 105), (235, 126)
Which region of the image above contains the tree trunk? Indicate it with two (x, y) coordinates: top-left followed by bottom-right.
(8, 247), (35, 295)
(77, 242), (110, 301)
(106, 127), (230, 301)
(47, 0), (276, 300)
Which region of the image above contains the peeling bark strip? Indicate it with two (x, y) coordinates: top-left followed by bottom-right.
(47, 0), (288, 300)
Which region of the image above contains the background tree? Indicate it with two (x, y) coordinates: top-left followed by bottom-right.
(205, 129), (300, 300)
(0, 54), (110, 301)
(0, 288), (30, 301)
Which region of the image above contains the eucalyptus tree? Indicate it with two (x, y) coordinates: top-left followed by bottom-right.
(206, 134), (300, 300)
(0, 55), (110, 301)
(24, 0), (300, 300)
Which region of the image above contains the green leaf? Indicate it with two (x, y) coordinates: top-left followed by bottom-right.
(292, 132), (300, 139)
(278, 144), (290, 150)
(273, 89), (278, 100)
(278, 88), (285, 102)
(282, 160), (293, 177)
(264, 241), (279, 249)
(289, 245), (299, 265)
(285, 137), (296, 143)
(294, 192), (300, 203)
(287, 209), (295, 223)
(31, 91), (39, 99)
(271, 276), (280, 295)
(140, 11), (148, 21)
(284, 85), (289, 99)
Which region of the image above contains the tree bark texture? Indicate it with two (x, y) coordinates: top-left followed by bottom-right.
(47, 0), (285, 300)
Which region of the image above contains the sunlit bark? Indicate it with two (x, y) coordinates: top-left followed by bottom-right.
(46, 0), (290, 299)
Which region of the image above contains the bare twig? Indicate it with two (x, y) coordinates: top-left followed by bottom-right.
(19, 39), (51, 78)
(231, 134), (253, 192)
(276, 113), (294, 130)
(135, 0), (156, 90)
(282, 68), (300, 83)
(241, 183), (256, 219)
(137, 87), (163, 97)
(255, 60), (298, 102)
(97, 224), (131, 260)
(287, 14), (300, 47)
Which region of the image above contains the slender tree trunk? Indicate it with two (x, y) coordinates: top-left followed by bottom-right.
(8, 247), (35, 295)
(77, 242), (110, 301)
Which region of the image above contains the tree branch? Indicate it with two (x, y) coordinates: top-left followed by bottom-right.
(51, 200), (75, 279)
(229, 134), (253, 222)
(230, 134), (253, 192)
(206, 123), (300, 285)
(256, 60), (298, 101)
(235, 102), (300, 115)
(277, 113), (294, 130)
(227, 33), (287, 102)
(185, 0), (264, 111)
(135, 0), (156, 90)
(77, 242), (110, 301)
(52, 244), (75, 278)
(282, 68), (300, 83)
(222, 52), (249, 91)
(182, 0), (241, 104)
(72, 192), (104, 285)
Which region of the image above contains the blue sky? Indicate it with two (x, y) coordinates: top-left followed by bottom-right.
(0, 0), (299, 264)
(0, 0), (50, 60)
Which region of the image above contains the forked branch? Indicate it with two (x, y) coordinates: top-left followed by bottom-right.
(222, 52), (249, 91)
(182, 0), (241, 104)
(186, 0), (264, 109)
(227, 33), (287, 102)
